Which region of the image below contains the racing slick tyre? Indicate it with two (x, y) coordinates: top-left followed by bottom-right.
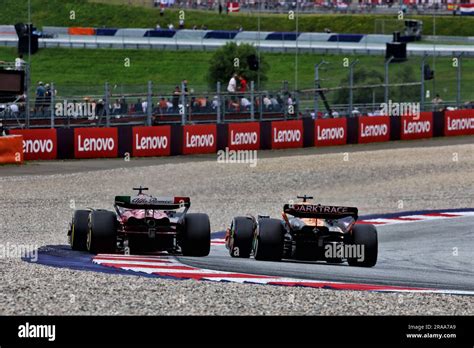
(229, 216), (254, 258)
(254, 218), (284, 261)
(182, 213), (211, 257)
(70, 210), (90, 251)
(87, 210), (117, 254)
(347, 224), (378, 267)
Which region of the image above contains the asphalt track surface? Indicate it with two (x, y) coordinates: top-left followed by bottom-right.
(178, 215), (474, 292)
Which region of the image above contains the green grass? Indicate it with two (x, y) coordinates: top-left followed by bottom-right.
(1, 46), (473, 102)
(1, 0), (474, 36)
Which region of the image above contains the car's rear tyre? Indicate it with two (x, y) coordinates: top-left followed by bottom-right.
(229, 216), (254, 258)
(70, 210), (90, 251)
(87, 210), (117, 254)
(182, 213), (211, 257)
(347, 224), (378, 267)
(254, 218), (284, 261)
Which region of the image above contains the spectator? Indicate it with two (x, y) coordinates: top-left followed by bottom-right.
(112, 99), (121, 115)
(15, 54), (25, 70)
(240, 97), (251, 110)
(239, 75), (247, 93)
(227, 74), (237, 93)
(35, 81), (46, 115)
(158, 98), (168, 114)
(263, 95), (272, 110)
(0, 119), (5, 136)
(134, 98), (142, 114)
(179, 18), (185, 29)
(142, 99), (148, 114)
(9, 103), (19, 118)
(156, 23), (161, 29)
(172, 86), (181, 111)
(168, 23), (174, 30)
(432, 94), (443, 111)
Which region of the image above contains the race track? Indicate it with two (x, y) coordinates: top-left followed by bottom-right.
(179, 216), (474, 292)
(1, 136), (473, 314)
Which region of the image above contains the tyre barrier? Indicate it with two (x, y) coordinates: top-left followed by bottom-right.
(5, 110), (474, 161)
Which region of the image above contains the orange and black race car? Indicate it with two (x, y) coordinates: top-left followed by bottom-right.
(225, 195), (378, 267)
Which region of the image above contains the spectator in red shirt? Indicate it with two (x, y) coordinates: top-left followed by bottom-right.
(239, 75), (247, 93)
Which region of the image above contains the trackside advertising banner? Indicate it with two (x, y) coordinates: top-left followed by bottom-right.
(228, 122), (260, 151)
(132, 126), (171, 157)
(9, 129), (57, 160)
(358, 116), (390, 144)
(271, 120), (303, 149)
(400, 112), (433, 140)
(182, 124), (217, 155)
(74, 127), (118, 159)
(444, 110), (474, 136)
(314, 118), (347, 146)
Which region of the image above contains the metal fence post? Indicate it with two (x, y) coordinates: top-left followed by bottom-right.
(50, 82), (55, 128)
(456, 53), (463, 108)
(216, 81), (221, 123)
(181, 81), (186, 125)
(384, 56), (394, 105)
(250, 81), (255, 121)
(25, 64), (30, 128)
(349, 59), (359, 117)
(147, 80), (153, 126)
(314, 60), (328, 119)
(420, 55), (426, 111)
(105, 82), (110, 127)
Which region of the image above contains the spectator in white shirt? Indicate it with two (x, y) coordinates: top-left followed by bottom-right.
(240, 97), (251, 109)
(227, 74), (237, 93)
(15, 55), (25, 70)
(142, 100), (148, 113)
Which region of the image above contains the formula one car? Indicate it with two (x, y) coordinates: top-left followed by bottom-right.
(67, 187), (211, 256)
(225, 195), (377, 267)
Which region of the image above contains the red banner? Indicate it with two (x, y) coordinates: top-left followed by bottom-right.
(74, 127), (118, 159)
(400, 112), (433, 140)
(9, 128), (57, 160)
(314, 118), (347, 146)
(271, 120), (303, 149)
(228, 122), (260, 151)
(444, 110), (474, 136)
(358, 116), (390, 144)
(0, 135), (23, 164)
(182, 124), (217, 155)
(132, 126), (171, 157)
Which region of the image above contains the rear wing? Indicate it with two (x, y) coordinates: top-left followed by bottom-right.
(283, 204), (358, 220)
(114, 196), (190, 210)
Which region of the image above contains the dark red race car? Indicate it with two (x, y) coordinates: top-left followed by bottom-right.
(67, 187), (210, 256)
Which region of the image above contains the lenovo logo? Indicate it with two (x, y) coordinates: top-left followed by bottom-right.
(447, 117), (474, 131)
(230, 130), (258, 145)
(182, 125), (217, 154)
(273, 128), (301, 143)
(317, 126), (344, 140)
(74, 128), (118, 158)
(77, 135), (115, 152)
(403, 120), (431, 134)
(186, 133), (214, 148)
(135, 134), (168, 150)
(360, 123), (388, 137)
